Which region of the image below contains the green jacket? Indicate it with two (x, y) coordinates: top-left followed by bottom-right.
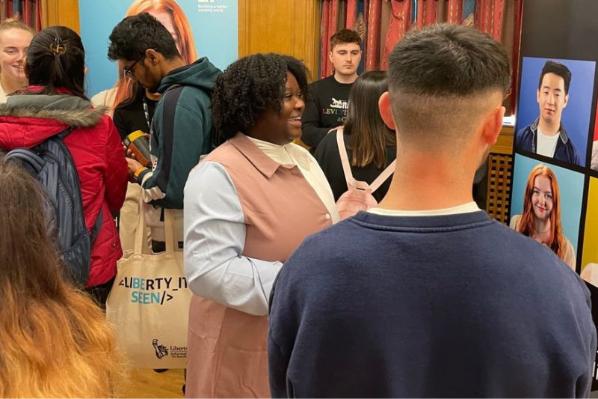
(139, 57), (221, 209)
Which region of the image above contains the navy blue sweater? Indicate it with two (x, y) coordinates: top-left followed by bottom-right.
(268, 211), (596, 397)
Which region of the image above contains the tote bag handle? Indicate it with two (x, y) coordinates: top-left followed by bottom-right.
(133, 199), (178, 255)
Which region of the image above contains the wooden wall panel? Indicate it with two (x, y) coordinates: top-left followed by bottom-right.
(492, 125), (514, 155)
(239, 0), (320, 80)
(43, 0), (79, 32)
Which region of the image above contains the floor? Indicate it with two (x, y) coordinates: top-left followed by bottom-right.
(116, 368), (185, 398)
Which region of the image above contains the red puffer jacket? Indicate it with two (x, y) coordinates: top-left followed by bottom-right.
(0, 93), (128, 287)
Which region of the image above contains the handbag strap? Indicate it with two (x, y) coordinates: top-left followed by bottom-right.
(133, 200), (178, 255)
(336, 127), (396, 193)
(370, 159), (397, 192)
(336, 127), (355, 186)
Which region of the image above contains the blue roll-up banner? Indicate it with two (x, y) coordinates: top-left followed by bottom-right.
(79, 0), (238, 98)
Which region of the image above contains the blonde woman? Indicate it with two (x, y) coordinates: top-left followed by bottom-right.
(0, 19), (34, 102)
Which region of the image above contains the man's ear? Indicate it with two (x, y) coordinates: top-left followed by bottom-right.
(145, 48), (161, 65)
(481, 105), (505, 146)
(563, 93), (569, 109)
(328, 50), (334, 64)
(378, 91), (396, 130)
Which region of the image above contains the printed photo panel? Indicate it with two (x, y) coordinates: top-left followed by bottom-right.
(581, 178), (598, 286)
(510, 154), (585, 271)
(514, 57), (595, 168)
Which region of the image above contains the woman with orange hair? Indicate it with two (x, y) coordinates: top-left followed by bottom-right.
(510, 164), (576, 269)
(0, 160), (121, 397)
(92, 0), (197, 111)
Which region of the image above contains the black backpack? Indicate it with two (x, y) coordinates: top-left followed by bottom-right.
(4, 128), (101, 286)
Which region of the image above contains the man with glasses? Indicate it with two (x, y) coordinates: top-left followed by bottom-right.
(108, 12), (221, 248)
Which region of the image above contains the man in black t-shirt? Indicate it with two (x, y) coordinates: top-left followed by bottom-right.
(301, 29), (362, 150)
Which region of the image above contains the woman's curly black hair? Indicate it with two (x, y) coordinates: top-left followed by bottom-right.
(212, 53), (308, 144)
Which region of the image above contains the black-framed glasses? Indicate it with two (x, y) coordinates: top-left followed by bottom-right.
(123, 58), (143, 78)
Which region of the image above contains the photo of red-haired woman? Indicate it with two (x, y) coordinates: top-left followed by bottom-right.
(510, 163), (576, 269)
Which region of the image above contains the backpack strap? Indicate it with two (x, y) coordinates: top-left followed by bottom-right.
(54, 126), (103, 242)
(336, 126), (396, 193)
(335, 127), (355, 186)
(149, 84), (185, 195)
(4, 148), (44, 173)
(158, 84), (184, 137)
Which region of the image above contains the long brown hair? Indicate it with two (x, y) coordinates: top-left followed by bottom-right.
(112, 0), (198, 109)
(0, 160), (121, 397)
(344, 70), (395, 168)
(518, 164), (567, 260)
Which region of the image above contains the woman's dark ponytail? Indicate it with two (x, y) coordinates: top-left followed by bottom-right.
(25, 26), (87, 99)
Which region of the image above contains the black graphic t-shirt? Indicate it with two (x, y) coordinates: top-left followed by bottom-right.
(301, 75), (353, 149)
(113, 86), (158, 140)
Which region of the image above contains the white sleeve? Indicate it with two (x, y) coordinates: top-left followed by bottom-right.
(183, 161), (283, 316)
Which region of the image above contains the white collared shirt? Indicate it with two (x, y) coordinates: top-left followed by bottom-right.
(247, 136), (339, 223)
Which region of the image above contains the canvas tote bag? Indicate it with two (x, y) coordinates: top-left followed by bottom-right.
(106, 204), (191, 369)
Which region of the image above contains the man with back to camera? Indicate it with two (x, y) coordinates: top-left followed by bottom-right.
(301, 28), (362, 150)
(107, 13), (221, 248)
(517, 60), (580, 165)
(268, 24), (596, 397)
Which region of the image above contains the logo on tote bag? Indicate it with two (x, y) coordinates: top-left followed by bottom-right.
(152, 339), (169, 359)
(118, 276), (188, 305)
(152, 338), (187, 359)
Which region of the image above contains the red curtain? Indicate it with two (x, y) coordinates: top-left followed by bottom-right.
(319, 0), (519, 73)
(381, 0), (411, 69)
(365, 0), (382, 70)
(3, 0), (42, 31)
(346, 0), (358, 28)
(320, 0), (342, 78)
(317, 0), (521, 112)
(447, 0), (463, 24)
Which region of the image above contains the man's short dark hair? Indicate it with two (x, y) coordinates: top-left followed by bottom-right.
(387, 24), (510, 147)
(330, 29), (361, 49)
(388, 24), (510, 97)
(539, 60), (571, 94)
(107, 13), (180, 62)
